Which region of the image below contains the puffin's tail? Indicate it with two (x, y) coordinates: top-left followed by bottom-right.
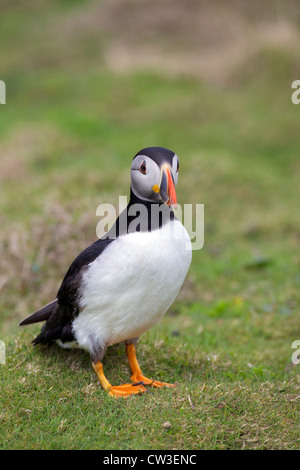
(19, 299), (58, 326)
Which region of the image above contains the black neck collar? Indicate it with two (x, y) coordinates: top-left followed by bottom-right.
(113, 188), (174, 236)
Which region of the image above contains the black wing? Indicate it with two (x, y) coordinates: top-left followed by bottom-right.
(57, 237), (115, 317)
(31, 236), (115, 345)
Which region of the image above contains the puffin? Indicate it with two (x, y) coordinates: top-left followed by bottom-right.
(20, 147), (192, 398)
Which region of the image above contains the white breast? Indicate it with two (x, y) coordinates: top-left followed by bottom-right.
(72, 219), (192, 354)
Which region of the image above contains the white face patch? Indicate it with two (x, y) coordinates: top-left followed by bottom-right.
(130, 155), (161, 201)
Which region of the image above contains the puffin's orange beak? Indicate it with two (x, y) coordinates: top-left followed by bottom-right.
(165, 167), (177, 207)
(157, 164), (177, 207)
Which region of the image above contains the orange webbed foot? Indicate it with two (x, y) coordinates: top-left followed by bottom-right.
(92, 361), (147, 398)
(126, 343), (176, 389)
(131, 373), (176, 388)
(107, 382), (147, 398)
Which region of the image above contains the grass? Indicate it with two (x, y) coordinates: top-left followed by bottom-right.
(0, 0), (300, 450)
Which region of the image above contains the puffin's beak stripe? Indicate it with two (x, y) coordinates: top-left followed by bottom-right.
(158, 164), (177, 207)
(166, 168), (177, 207)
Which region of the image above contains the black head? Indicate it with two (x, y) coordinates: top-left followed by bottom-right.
(133, 147), (176, 167)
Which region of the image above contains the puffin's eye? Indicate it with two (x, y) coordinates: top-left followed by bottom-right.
(176, 160), (180, 172)
(139, 161), (147, 174)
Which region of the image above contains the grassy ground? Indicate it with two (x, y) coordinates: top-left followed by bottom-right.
(1, 0), (300, 450)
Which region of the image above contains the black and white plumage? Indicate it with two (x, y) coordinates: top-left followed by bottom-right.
(20, 147), (192, 397)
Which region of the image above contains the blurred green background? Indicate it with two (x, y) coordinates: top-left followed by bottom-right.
(0, 0), (300, 450)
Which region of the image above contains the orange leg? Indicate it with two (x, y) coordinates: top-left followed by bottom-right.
(92, 361), (147, 398)
(126, 343), (176, 388)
